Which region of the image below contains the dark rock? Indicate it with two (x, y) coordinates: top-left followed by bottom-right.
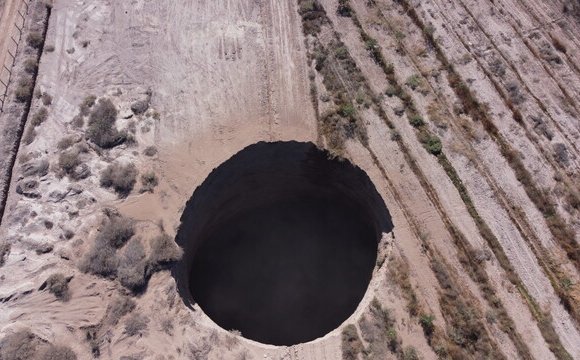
(130, 100), (149, 115)
(21, 159), (49, 177)
(16, 180), (40, 198)
(71, 163), (91, 180)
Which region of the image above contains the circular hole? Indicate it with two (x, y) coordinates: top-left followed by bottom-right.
(173, 141), (392, 345)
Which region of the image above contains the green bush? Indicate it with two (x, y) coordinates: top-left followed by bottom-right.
(406, 74), (422, 90)
(425, 135), (443, 155)
(419, 313), (435, 337)
(409, 114), (425, 127)
(100, 162), (138, 196)
(339, 103), (356, 118)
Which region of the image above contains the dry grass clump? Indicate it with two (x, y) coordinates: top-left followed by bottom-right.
(87, 98), (127, 148)
(45, 273), (70, 301)
(358, 299), (402, 357)
(100, 162), (138, 197)
(56, 135), (78, 150)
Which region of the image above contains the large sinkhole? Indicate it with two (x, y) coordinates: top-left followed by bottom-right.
(173, 141), (393, 345)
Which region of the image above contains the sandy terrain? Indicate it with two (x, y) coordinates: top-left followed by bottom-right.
(0, 0), (578, 359)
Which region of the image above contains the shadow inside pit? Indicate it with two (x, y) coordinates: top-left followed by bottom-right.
(173, 141), (393, 346)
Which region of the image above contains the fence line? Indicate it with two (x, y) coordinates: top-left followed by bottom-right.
(0, 0), (29, 112)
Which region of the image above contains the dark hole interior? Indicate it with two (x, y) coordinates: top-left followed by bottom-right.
(173, 141), (393, 345)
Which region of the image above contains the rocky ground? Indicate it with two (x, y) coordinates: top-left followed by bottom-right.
(0, 0), (578, 359)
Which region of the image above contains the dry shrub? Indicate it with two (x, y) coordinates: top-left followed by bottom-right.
(341, 324), (363, 360)
(41, 93), (52, 106)
(0, 329), (42, 360)
(118, 239), (147, 292)
(45, 273), (69, 301)
(107, 295), (136, 325)
(80, 215), (134, 277)
(56, 136), (78, 151)
(58, 148), (81, 175)
(148, 233), (183, 267)
(124, 313), (149, 337)
(100, 162), (138, 196)
(143, 146), (158, 156)
(79, 95), (96, 116)
(79, 242), (118, 278)
(22, 127), (37, 145)
(140, 171), (158, 193)
(30, 107), (48, 127)
(26, 32), (44, 49)
(0, 241), (10, 267)
(36, 345), (77, 360)
(24, 58), (38, 74)
(87, 98), (127, 148)
(15, 78), (33, 103)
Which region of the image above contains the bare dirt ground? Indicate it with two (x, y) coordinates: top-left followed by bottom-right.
(0, 0), (579, 359)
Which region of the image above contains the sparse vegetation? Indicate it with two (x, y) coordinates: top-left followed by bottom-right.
(100, 162), (138, 196)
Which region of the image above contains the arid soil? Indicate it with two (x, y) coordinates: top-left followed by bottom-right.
(0, 0), (578, 359)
